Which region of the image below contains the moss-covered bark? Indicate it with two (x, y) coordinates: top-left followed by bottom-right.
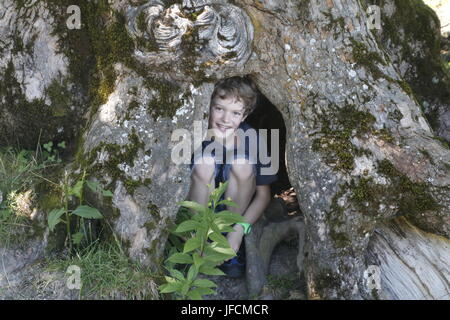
(373, 0), (450, 140)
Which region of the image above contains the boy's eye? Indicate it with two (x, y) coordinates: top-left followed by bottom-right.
(233, 112), (241, 116)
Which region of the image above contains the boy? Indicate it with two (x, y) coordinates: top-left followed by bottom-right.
(188, 76), (278, 277)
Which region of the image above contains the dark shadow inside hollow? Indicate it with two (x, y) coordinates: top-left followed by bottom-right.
(245, 93), (301, 216)
(245, 94), (288, 196)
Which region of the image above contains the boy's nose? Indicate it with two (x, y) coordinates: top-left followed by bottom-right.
(222, 112), (231, 123)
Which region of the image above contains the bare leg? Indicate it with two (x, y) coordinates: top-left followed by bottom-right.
(187, 157), (216, 208)
(223, 160), (256, 255)
(224, 160), (256, 216)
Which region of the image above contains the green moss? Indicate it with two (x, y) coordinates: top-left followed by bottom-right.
(383, 0), (439, 52)
(329, 229), (351, 248)
(136, 10), (148, 33)
(147, 202), (160, 218)
(326, 187), (352, 248)
(396, 80), (413, 97)
(322, 11), (345, 38)
(418, 149), (434, 164)
(312, 104), (376, 172)
(45, 78), (72, 117)
(128, 86), (138, 96)
(84, 127), (148, 195)
(373, 128), (395, 143)
(432, 136), (450, 149)
(267, 274), (298, 291)
(371, 288), (380, 300)
(350, 38), (386, 79)
(378, 159), (440, 216)
(123, 100), (141, 122)
(375, 0), (450, 137)
(145, 77), (185, 120)
(327, 158), (440, 221)
(348, 176), (385, 216)
(47, 0), (135, 121)
(128, 100), (139, 110)
(12, 33), (24, 55)
(178, 25), (215, 86)
(313, 269), (342, 297)
(0, 59), (68, 149)
(164, 0), (183, 6)
(325, 156), (441, 249)
(388, 109), (403, 122)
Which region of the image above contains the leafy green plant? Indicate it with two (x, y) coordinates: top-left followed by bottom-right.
(42, 141), (66, 164)
(159, 181), (245, 300)
(47, 170), (112, 251)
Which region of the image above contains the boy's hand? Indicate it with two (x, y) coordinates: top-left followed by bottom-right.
(226, 224), (245, 259)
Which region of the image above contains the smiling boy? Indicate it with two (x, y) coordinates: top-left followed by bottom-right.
(188, 76), (278, 277)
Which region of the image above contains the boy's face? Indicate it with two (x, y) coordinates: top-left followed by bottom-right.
(208, 95), (247, 140)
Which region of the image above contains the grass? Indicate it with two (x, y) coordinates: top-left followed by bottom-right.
(0, 146), (160, 299)
(45, 239), (160, 299)
(0, 146), (53, 246)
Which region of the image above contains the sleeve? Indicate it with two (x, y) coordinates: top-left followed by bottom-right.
(256, 164), (278, 185)
(255, 132), (278, 186)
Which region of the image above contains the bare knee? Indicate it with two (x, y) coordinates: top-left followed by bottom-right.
(191, 157), (215, 184)
(230, 161), (254, 182)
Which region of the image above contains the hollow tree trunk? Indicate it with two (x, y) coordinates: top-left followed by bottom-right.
(1, 0), (449, 299)
(239, 0), (449, 299)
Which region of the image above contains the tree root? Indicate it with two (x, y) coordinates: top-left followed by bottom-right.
(245, 198), (306, 297)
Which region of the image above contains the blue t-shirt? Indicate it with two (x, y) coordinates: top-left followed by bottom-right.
(191, 122), (278, 186)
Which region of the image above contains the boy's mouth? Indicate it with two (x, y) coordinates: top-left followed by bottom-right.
(216, 124), (232, 133)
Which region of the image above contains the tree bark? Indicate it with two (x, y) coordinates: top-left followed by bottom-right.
(1, 0), (449, 299)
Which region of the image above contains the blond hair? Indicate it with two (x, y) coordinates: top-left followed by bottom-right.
(210, 76), (259, 117)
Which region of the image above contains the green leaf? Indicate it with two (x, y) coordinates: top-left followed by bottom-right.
(203, 252), (233, 263)
(69, 180), (84, 199)
(102, 190), (114, 197)
(187, 287), (215, 299)
(0, 209), (12, 220)
(216, 199), (237, 207)
(192, 279), (217, 288)
(199, 265), (226, 276)
(72, 232), (84, 245)
(186, 289), (203, 300)
(183, 236), (202, 253)
(43, 141), (53, 152)
(168, 233), (185, 252)
(217, 225), (235, 233)
(160, 281), (182, 294)
(72, 205), (103, 219)
(57, 141), (66, 149)
(212, 181), (229, 202)
(175, 220), (201, 233)
(203, 245), (235, 262)
(86, 180), (99, 193)
(192, 253), (205, 269)
(181, 282), (191, 297)
(169, 268), (185, 281)
(187, 265), (198, 282)
(214, 212), (245, 224)
(208, 232), (229, 247)
(47, 208), (65, 232)
(195, 287), (216, 296)
(177, 201), (207, 214)
(209, 244), (236, 256)
(167, 253), (193, 264)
